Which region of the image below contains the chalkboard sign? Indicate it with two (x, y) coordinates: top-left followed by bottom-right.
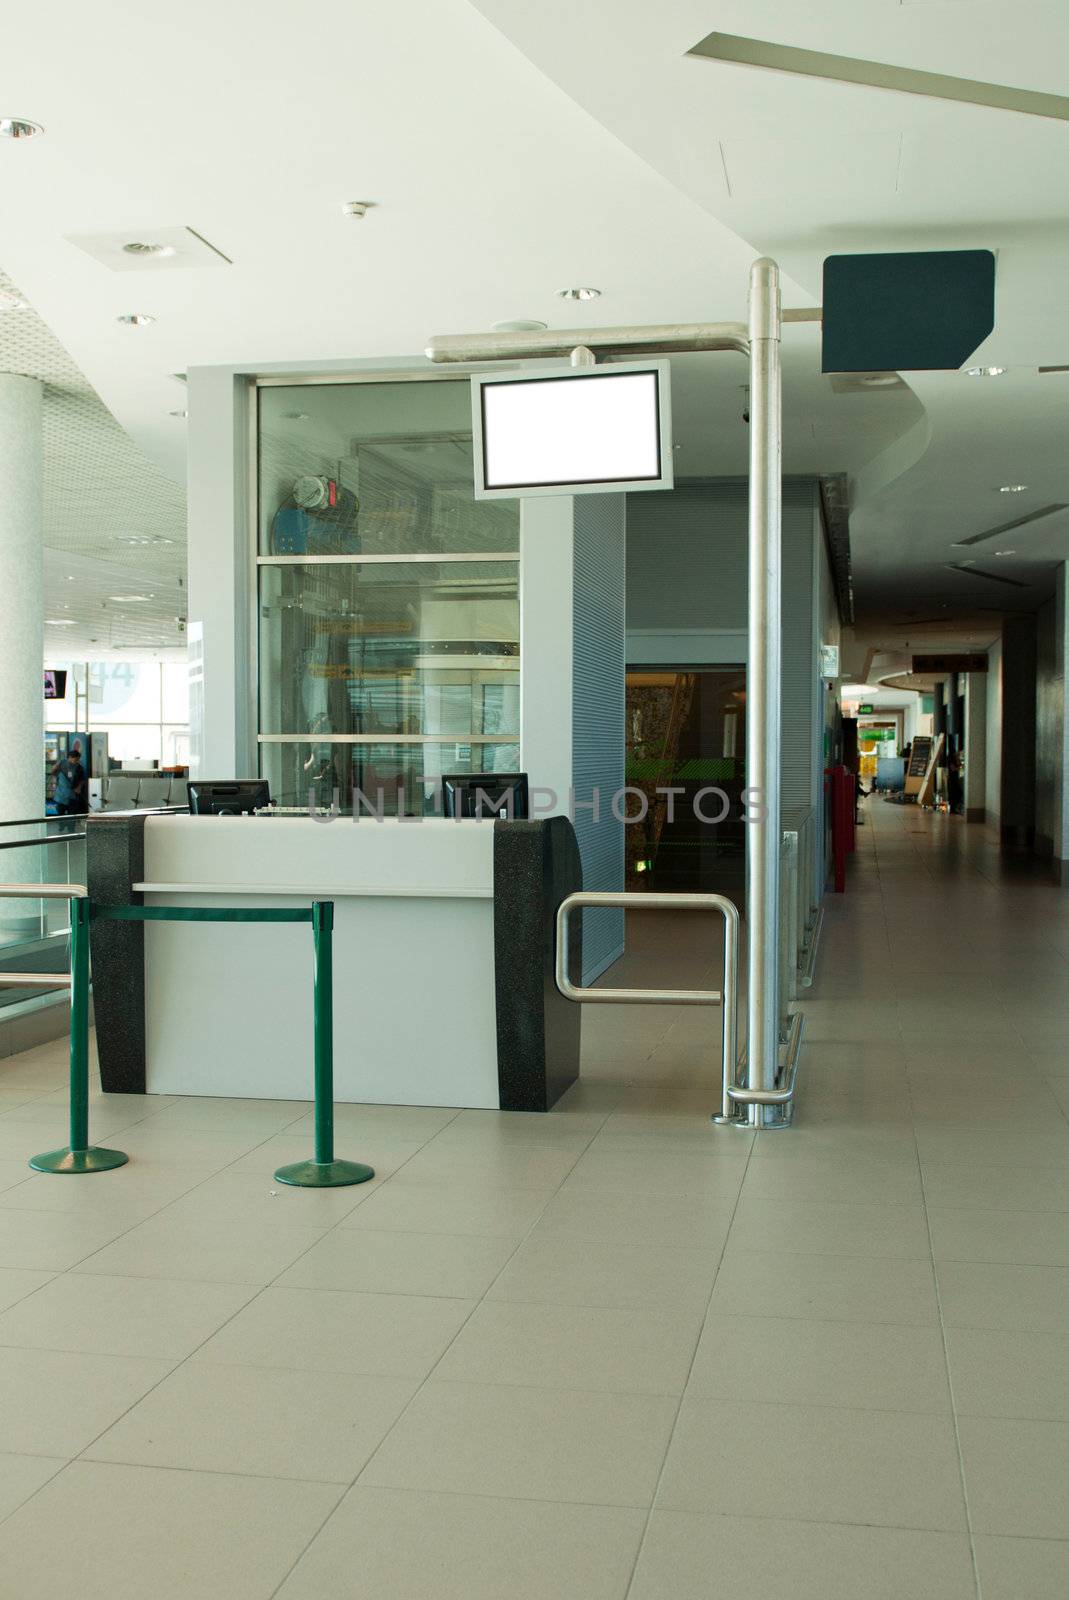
(908, 737), (932, 778)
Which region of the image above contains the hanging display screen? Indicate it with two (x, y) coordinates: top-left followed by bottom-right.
(472, 361), (673, 499)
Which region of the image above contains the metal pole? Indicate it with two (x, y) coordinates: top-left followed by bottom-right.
(69, 894), (90, 1153)
(313, 898), (334, 1165)
(720, 899), (740, 1122)
(29, 894), (129, 1174)
(274, 899), (374, 1188)
(745, 258), (783, 1127)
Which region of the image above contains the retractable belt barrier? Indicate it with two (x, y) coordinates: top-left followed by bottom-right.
(23, 895), (374, 1188)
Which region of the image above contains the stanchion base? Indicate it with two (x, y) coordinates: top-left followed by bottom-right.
(274, 1159), (375, 1189)
(29, 1146), (130, 1175)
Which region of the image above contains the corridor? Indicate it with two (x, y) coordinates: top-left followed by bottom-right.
(0, 802), (1065, 1597)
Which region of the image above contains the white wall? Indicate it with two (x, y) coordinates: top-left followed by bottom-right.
(985, 635), (1003, 827)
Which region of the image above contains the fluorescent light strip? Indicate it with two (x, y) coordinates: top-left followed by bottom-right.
(687, 32), (1069, 123)
(953, 503), (1068, 548)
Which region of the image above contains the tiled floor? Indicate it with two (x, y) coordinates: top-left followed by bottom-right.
(0, 799), (1066, 1596)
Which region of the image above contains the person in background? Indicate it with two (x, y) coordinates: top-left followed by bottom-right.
(52, 740), (88, 829)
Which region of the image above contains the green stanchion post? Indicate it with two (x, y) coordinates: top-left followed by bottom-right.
(274, 899), (374, 1189)
(29, 897), (129, 1175)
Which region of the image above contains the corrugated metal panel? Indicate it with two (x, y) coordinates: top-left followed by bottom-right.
(780, 480), (818, 813)
(573, 493), (626, 982)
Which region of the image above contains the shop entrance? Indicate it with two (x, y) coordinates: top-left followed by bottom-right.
(624, 666), (746, 900)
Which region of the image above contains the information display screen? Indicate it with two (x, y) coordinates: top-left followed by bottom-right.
(472, 361), (673, 499)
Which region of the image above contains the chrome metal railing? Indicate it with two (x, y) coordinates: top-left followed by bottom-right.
(555, 889), (801, 1127)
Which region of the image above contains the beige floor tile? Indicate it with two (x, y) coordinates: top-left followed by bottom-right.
(276, 1486), (645, 1600)
(630, 1510), (976, 1600)
(973, 1534), (1069, 1600)
(192, 1285), (473, 1378)
(0, 1452), (68, 1520)
(389, 1142), (582, 1190)
(533, 1185), (735, 1249)
(0, 1461), (342, 1599)
(360, 1379), (677, 1507)
(915, 1125), (1069, 1169)
(340, 1180), (551, 1239)
(0, 1162), (217, 1219)
(709, 1249), (939, 1326)
(97, 1123), (272, 1170)
(560, 1145), (750, 1198)
(488, 1232), (718, 1311)
(727, 1195), (931, 1260)
(740, 1152), (923, 1206)
(151, 1168), (375, 1228)
(0, 1271), (258, 1358)
(435, 1299), (701, 1395)
(922, 1159), (1069, 1212)
(960, 1415), (1069, 1537)
(0, 1208), (136, 1272)
(137, 1096), (311, 1132)
(228, 1135), (423, 1181)
(658, 1397), (967, 1531)
(277, 1228), (517, 1298)
(0, 1346), (173, 1455)
(938, 1260), (1069, 1334)
(87, 1361), (416, 1483)
(0, 1266), (53, 1314)
(689, 1314), (951, 1412)
(302, 1102), (460, 1139)
(929, 1206), (1069, 1266)
(947, 1326), (1069, 1421)
(70, 1214), (326, 1285)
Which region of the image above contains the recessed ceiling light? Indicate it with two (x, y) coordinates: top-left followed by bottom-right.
(341, 201), (374, 218)
(45, 619), (77, 626)
(998, 484), (1027, 493)
(0, 289), (28, 312)
(491, 319), (548, 333)
(858, 373), (901, 388)
(965, 365), (1005, 376)
(168, 409), (188, 419)
(993, 549), (1017, 556)
(117, 313), (155, 327)
(122, 242), (176, 258)
(556, 287), (601, 301)
(281, 411), (311, 421)
(0, 118), (43, 140)
(109, 594), (155, 603)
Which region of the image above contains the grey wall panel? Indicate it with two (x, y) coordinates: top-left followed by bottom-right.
(626, 481), (748, 632)
(626, 478), (820, 820)
(573, 493), (626, 982)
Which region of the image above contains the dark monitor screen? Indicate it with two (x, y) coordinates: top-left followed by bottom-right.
(186, 779), (271, 816)
(441, 772), (529, 820)
(44, 669), (67, 699)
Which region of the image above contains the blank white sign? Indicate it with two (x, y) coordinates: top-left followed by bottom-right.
(475, 367), (668, 496)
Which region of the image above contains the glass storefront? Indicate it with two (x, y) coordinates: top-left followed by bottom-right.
(256, 378), (520, 811)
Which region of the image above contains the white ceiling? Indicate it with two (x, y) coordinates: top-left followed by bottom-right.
(1, 0), (1068, 646)
(0, 270), (186, 658)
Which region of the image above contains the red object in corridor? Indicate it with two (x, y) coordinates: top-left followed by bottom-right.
(827, 765), (855, 892)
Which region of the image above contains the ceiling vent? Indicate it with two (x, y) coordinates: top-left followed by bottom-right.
(686, 32), (1069, 122)
(826, 372), (909, 395)
(952, 503), (1068, 548)
(64, 226), (232, 272)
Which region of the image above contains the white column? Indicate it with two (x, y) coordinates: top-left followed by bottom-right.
(0, 374), (44, 825)
(0, 374), (44, 936)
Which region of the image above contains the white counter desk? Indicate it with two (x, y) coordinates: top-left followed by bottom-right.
(87, 812), (582, 1111)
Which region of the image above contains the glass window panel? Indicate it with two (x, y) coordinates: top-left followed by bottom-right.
(258, 740), (519, 815)
(257, 562), (519, 741)
(258, 380), (519, 556)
